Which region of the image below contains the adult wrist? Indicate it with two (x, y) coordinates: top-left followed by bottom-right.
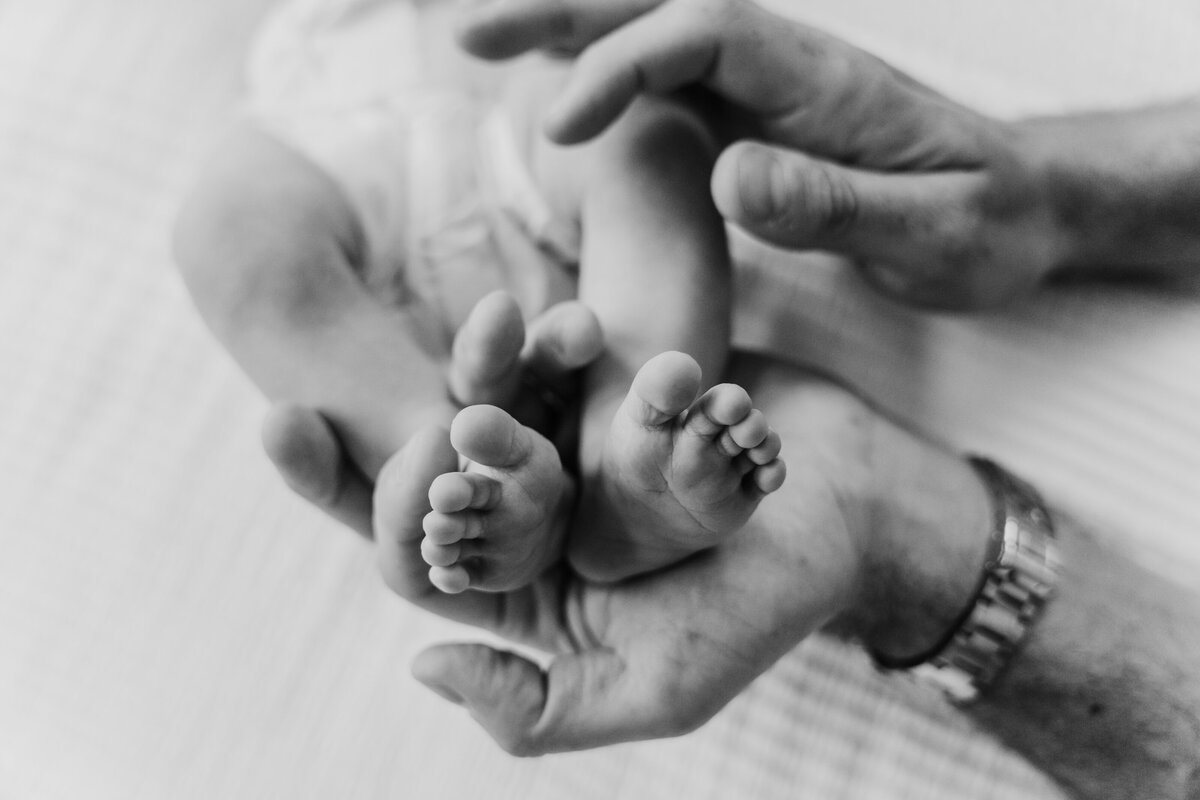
(1012, 99), (1200, 277)
(832, 419), (993, 662)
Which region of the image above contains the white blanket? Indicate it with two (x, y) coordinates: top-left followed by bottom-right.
(1, 1), (1197, 798)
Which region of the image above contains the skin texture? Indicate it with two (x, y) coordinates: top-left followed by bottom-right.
(427, 351), (784, 591)
(174, 80), (759, 590)
(457, 0), (1200, 309)
(969, 511), (1200, 800)
(261, 324), (1200, 798)
(568, 350), (784, 580)
(174, 3), (1200, 793)
(176, 111), (1200, 800)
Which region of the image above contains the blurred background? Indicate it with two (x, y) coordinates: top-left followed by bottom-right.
(1, 1), (1197, 798)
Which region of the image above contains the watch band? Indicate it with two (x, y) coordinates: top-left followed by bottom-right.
(875, 456), (1061, 704)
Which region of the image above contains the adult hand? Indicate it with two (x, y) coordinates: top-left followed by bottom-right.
(264, 353), (990, 753)
(458, 0), (1069, 309)
(251, 302), (1200, 793)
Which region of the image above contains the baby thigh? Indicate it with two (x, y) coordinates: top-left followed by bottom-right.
(173, 124), (451, 479)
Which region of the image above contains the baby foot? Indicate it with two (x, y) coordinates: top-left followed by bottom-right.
(421, 404), (575, 593)
(373, 426), (462, 607)
(570, 351), (786, 583)
(447, 290), (603, 437)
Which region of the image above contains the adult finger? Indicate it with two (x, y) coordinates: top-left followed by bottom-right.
(456, 0), (663, 61)
(711, 140), (1004, 308)
(262, 404), (374, 538)
(538, 0), (821, 144)
(537, 0), (991, 170)
(541, 0), (724, 144)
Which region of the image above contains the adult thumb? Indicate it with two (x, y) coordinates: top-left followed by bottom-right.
(412, 641), (681, 755)
(715, 139), (989, 248)
(713, 140), (877, 248)
(711, 140), (1006, 307)
(413, 644), (549, 755)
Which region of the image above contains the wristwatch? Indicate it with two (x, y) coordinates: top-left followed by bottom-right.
(875, 457), (1061, 704)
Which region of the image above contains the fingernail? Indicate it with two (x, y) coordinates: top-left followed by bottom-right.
(737, 147), (789, 221)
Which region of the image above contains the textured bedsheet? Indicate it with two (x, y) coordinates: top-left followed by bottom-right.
(1, 1), (1197, 798)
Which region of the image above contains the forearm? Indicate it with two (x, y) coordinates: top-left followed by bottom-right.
(1017, 96), (1200, 279)
(836, 402), (1200, 798)
(970, 513), (1200, 799)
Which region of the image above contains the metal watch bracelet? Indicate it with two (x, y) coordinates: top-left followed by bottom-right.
(873, 456), (1061, 704)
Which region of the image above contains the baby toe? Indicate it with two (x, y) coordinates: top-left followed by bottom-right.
(429, 473), (472, 513)
(423, 510), (475, 545)
(687, 384), (752, 438)
(430, 472), (502, 513)
(625, 351), (702, 427)
(429, 564), (471, 594)
(421, 538), (461, 568)
(746, 429), (782, 465)
(729, 409), (769, 449)
(751, 459), (787, 494)
(450, 405), (532, 469)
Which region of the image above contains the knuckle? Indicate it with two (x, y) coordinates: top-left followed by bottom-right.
(749, 152), (860, 243)
(926, 213), (993, 306)
(806, 161), (860, 236)
(859, 198), (995, 309)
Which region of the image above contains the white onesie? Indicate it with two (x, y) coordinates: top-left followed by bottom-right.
(245, 0), (581, 358)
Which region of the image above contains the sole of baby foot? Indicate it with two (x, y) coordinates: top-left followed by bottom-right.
(374, 425), (463, 602)
(569, 351), (786, 583)
(421, 404), (574, 593)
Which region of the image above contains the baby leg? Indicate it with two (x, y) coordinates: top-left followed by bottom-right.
(422, 405), (574, 593)
(174, 125), (452, 479)
(420, 292), (600, 594)
(571, 351), (787, 583)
